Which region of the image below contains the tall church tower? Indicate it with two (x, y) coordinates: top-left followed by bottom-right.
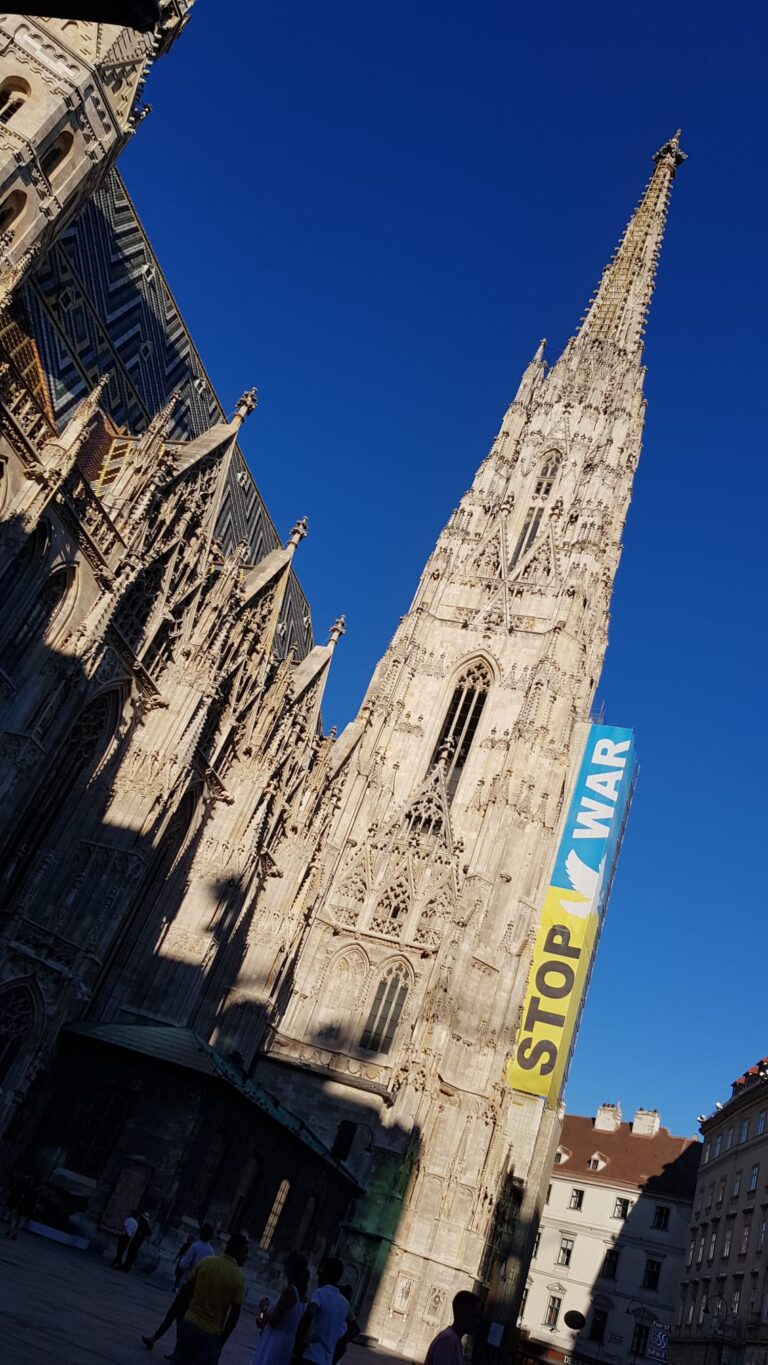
(259, 134), (685, 1351)
(0, 5), (191, 279)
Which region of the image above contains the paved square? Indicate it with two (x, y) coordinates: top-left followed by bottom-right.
(0, 1232), (410, 1365)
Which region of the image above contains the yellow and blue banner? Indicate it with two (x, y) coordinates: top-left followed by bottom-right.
(506, 724), (635, 1106)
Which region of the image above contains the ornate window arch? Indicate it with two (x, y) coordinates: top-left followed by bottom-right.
(0, 976), (42, 1086)
(360, 961), (410, 1054)
(370, 881), (410, 937)
(430, 658), (491, 802)
(40, 130), (74, 181)
(508, 453), (562, 570)
(0, 77), (31, 126)
(5, 562), (77, 669)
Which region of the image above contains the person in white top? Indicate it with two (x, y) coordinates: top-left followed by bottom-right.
(424, 1292), (481, 1365)
(294, 1257), (349, 1365)
(251, 1250), (309, 1365)
(113, 1210), (139, 1268)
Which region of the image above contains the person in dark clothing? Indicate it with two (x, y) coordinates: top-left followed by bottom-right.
(122, 1210), (152, 1272)
(143, 1223), (216, 1352)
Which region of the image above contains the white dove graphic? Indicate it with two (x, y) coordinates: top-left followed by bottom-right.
(561, 850), (606, 920)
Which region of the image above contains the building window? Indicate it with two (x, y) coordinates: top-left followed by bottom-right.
(705, 1185), (714, 1211)
(429, 661), (490, 802)
(570, 1188), (584, 1211)
(697, 1234), (705, 1265)
(259, 1179), (290, 1250)
(546, 1183), (551, 1204)
(758, 1111), (766, 1137)
(686, 1238), (694, 1268)
(703, 1142), (710, 1165)
(631, 1324), (649, 1357)
(602, 1247), (620, 1280)
(739, 1118), (750, 1144)
(717, 1178), (725, 1205)
(643, 1259), (662, 1291)
(732, 1172), (742, 1198)
(613, 1197), (631, 1220)
(557, 1237), (574, 1267)
(686, 1300), (695, 1327)
(532, 453), (561, 502)
(698, 1291), (708, 1327)
(0, 76), (31, 124)
(68, 1088), (131, 1179)
(40, 129), (74, 180)
(544, 1295), (562, 1328)
(732, 1284), (741, 1316)
(723, 1219), (734, 1258)
(709, 1229), (718, 1261)
(757, 1217), (766, 1252)
(0, 188), (26, 235)
(726, 1128), (734, 1151)
(588, 1157), (599, 1170)
(590, 1309), (608, 1343)
(532, 1230), (541, 1259)
(714, 1135), (723, 1158)
(741, 1223), (751, 1255)
(695, 1191), (703, 1216)
(653, 1205), (671, 1230)
(749, 1164), (759, 1194)
(360, 963), (409, 1054)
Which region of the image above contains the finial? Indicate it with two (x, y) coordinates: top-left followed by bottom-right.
(232, 388), (259, 424)
(653, 129), (687, 170)
(534, 338), (547, 363)
(0, 242), (41, 312)
(328, 615), (346, 646)
(287, 516), (309, 549)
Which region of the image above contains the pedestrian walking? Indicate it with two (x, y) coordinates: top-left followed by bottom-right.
(113, 1209), (139, 1268)
(294, 1257), (349, 1365)
(424, 1291), (481, 1365)
(143, 1223), (216, 1352)
(169, 1230), (249, 1363)
(251, 1250), (308, 1365)
(123, 1209), (152, 1272)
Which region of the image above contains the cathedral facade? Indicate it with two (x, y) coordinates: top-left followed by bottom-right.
(0, 8), (683, 1357)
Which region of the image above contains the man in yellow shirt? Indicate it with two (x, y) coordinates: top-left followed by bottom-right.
(170, 1231), (249, 1363)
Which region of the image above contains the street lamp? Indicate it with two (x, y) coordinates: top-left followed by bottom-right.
(703, 1293), (732, 1365)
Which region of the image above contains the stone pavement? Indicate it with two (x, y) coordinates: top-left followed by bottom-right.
(0, 1231), (414, 1365)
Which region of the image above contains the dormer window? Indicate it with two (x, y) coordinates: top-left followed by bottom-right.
(554, 1146), (571, 1166)
(589, 1151), (608, 1171)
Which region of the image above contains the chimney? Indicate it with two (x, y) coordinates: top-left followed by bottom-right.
(594, 1103), (623, 1133)
(632, 1108), (661, 1137)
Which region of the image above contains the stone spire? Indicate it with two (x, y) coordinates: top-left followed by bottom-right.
(573, 130), (686, 354)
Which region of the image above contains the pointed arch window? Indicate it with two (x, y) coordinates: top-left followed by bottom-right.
(0, 978), (38, 1085)
(360, 963), (409, 1054)
(508, 454), (561, 570)
(430, 660), (490, 802)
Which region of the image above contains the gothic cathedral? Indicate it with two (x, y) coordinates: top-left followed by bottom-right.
(0, 8), (684, 1357)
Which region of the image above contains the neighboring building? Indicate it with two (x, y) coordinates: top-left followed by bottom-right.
(0, 10), (688, 1357)
(519, 1106), (700, 1365)
(671, 1058), (768, 1365)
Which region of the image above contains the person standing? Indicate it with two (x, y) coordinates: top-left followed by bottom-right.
(170, 1231), (249, 1364)
(294, 1257), (349, 1365)
(143, 1223), (216, 1352)
(123, 1210), (152, 1272)
(424, 1292), (481, 1365)
(113, 1209), (139, 1268)
(332, 1284), (361, 1365)
(251, 1250), (308, 1365)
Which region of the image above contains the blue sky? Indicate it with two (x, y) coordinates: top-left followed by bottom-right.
(123, 0), (768, 1137)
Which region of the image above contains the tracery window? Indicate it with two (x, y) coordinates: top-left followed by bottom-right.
(508, 454), (561, 568)
(370, 882), (410, 937)
(5, 564), (73, 669)
(430, 660), (490, 802)
(360, 963), (409, 1054)
(0, 978), (37, 1085)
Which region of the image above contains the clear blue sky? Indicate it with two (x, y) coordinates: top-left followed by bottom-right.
(123, 0), (768, 1138)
